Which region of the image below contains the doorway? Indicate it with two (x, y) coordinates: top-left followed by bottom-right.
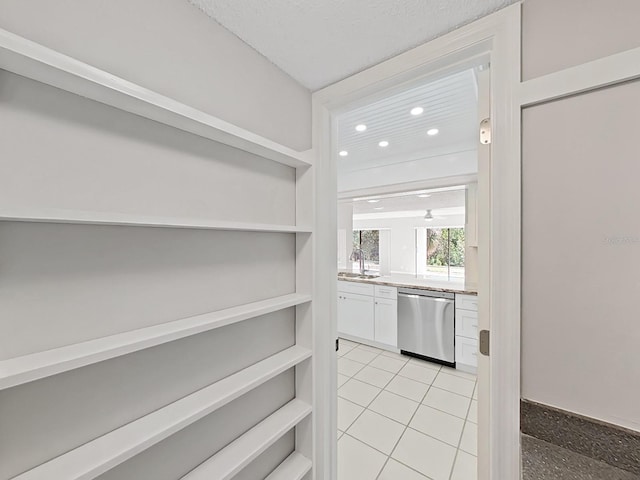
(311, 5), (521, 480)
(334, 65), (483, 479)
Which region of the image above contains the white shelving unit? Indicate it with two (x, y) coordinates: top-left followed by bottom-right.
(0, 293), (311, 390)
(13, 347), (311, 480)
(264, 452), (313, 480)
(0, 26), (315, 480)
(0, 207), (312, 233)
(181, 399), (312, 480)
(0, 29), (311, 170)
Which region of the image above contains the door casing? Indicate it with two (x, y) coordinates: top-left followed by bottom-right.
(310, 4), (522, 480)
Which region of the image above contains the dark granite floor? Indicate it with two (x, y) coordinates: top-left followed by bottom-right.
(522, 435), (640, 480)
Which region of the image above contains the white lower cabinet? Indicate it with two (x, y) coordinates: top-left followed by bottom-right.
(337, 280), (397, 348)
(374, 297), (397, 347)
(455, 292), (479, 372)
(455, 336), (478, 367)
(456, 309), (478, 339)
(337, 292), (374, 340)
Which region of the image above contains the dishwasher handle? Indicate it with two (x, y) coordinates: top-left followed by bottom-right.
(398, 293), (421, 299)
(398, 287), (455, 300)
(398, 292), (453, 303)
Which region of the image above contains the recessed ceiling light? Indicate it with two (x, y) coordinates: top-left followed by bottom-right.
(411, 107), (424, 116)
(378, 140), (389, 147)
(427, 128), (439, 136)
(418, 194), (431, 198)
(339, 150), (348, 157)
(355, 124), (367, 132)
(374, 207), (384, 210)
(367, 199), (380, 203)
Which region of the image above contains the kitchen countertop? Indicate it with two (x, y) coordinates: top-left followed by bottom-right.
(337, 272), (477, 295)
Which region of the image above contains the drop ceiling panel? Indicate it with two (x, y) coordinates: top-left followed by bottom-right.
(188, 0), (518, 90)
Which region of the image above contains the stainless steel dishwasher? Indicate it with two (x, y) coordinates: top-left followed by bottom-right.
(397, 287), (455, 367)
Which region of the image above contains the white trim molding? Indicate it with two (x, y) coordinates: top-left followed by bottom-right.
(313, 4), (522, 479)
(519, 44), (640, 107)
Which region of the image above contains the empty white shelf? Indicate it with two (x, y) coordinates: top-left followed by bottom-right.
(0, 207), (312, 233)
(182, 399), (312, 480)
(12, 345), (311, 480)
(0, 293), (311, 390)
(265, 452), (312, 480)
(0, 28), (312, 169)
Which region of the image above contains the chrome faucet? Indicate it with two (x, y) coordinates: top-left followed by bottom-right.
(350, 247), (366, 275)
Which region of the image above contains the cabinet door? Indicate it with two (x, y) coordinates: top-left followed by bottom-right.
(455, 336), (478, 367)
(338, 292), (374, 340)
(374, 285), (397, 300)
(455, 294), (478, 312)
(374, 298), (398, 347)
(455, 309), (478, 339)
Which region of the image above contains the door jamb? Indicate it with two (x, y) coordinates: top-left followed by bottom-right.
(311, 4), (522, 479)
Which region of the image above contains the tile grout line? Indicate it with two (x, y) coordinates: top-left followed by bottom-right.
(372, 357), (431, 479)
(448, 378), (478, 480)
(340, 344), (426, 478)
(338, 341), (477, 480)
(338, 347), (399, 433)
(449, 380), (478, 480)
(375, 360), (441, 480)
(341, 355), (472, 412)
(339, 345), (473, 417)
(339, 349), (475, 420)
(345, 380), (474, 421)
(342, 431), (436, 480)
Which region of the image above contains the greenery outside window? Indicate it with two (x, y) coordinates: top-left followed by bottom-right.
(425, 228), (465, 280)
(352, 229), (380, 272)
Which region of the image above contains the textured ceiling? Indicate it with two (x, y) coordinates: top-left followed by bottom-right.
(188, 0), (517, 90)
(337, 68), (478, 174)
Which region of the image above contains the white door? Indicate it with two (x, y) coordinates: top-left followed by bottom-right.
(337, 292), (374, 340)
(374, 298), (397, 347)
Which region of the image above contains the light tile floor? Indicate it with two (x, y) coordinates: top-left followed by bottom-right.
(337, 339), (478, 480)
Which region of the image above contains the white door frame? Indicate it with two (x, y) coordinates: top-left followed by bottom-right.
(518, 45), (640, 107)
(311, 4), (522, 479)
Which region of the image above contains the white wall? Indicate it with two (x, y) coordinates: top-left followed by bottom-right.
(338, 150), (476, 193)
(0, 0), (311, 151)
(354, 215), (465, 275)
(522, 0), (640, 82)
(521, 0), (640, 431)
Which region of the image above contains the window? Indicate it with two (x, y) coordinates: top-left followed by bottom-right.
(352, 229), (380, 272)
(423, 227), (465, 280)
